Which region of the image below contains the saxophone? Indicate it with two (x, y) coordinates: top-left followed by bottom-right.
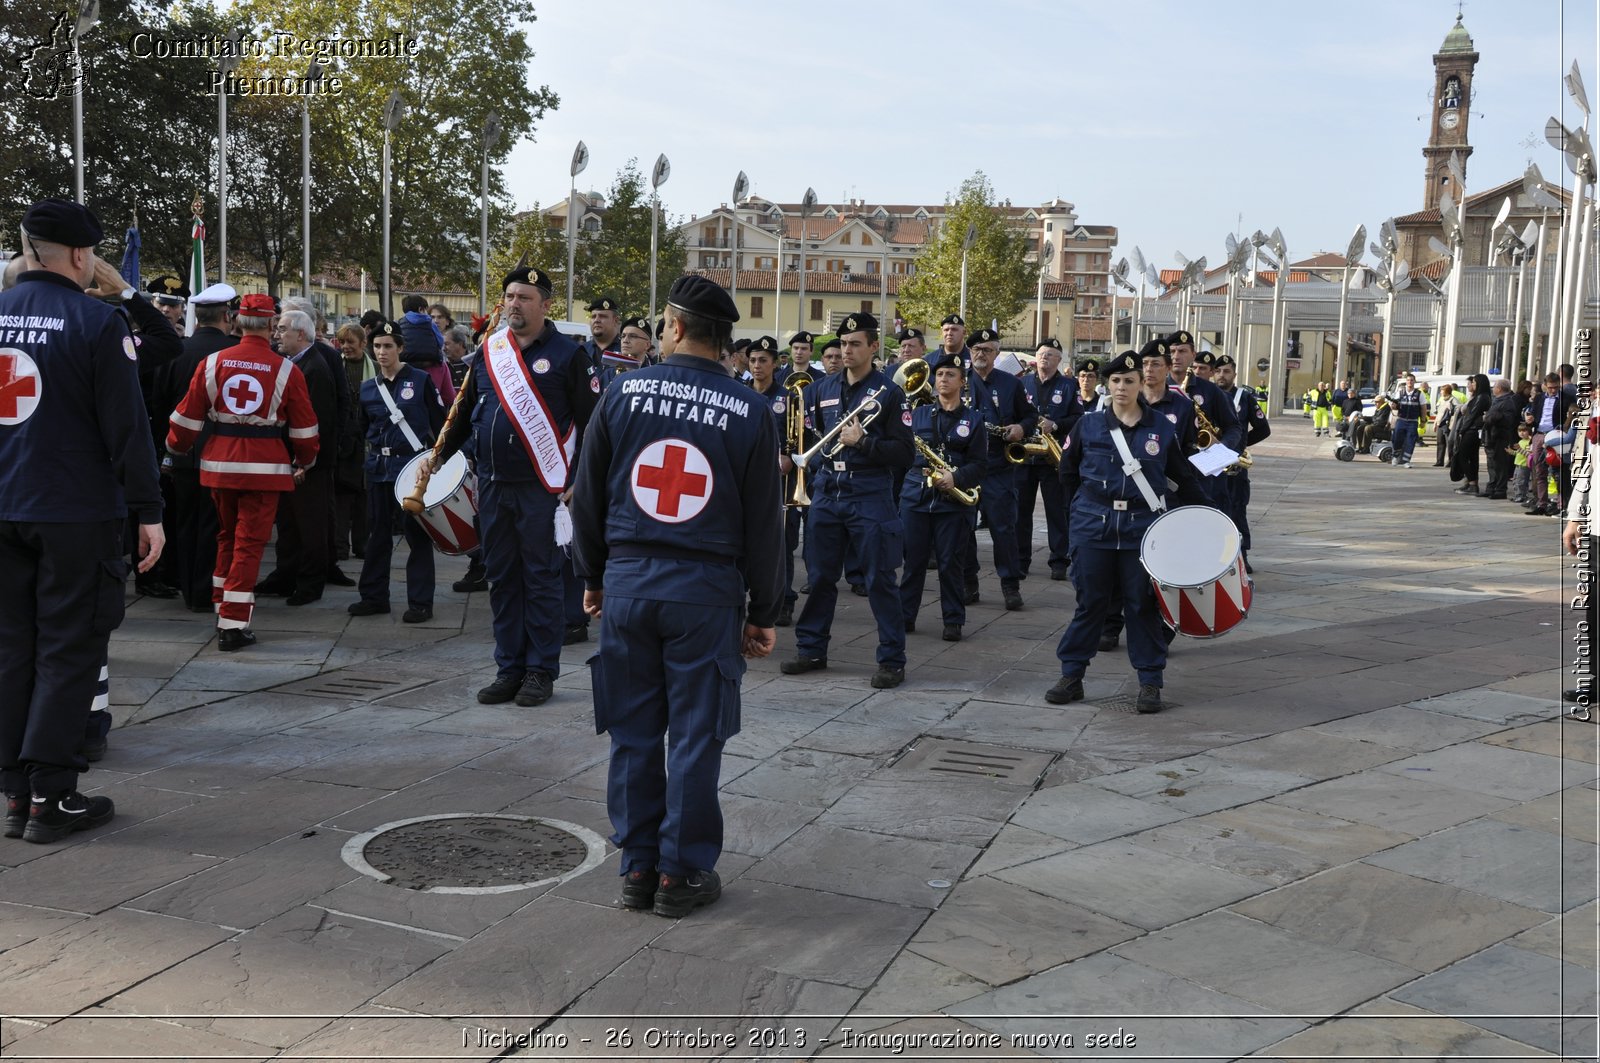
(913, 437), (980, 506)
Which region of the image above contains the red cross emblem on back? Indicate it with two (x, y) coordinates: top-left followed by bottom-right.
(222, 373), (265, 416)
(631, 438), (713, 523)
(0, 349), (42, 425)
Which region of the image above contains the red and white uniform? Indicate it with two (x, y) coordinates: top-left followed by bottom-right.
(167, 335), (319, 628)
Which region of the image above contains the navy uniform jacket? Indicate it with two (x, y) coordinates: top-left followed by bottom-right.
(800, 367), (914, 497)
(569, 353), (785, 627)
(579, 335), (620, 372)
(358, 365), (446, 482)
(436, 321), (598, 486)
(1226, 385), (1272, 447)
(753, 379), (787, 438)
(968, 367), (1037, 472)
(900, 402), (988, 514)
(1060, 402), (1207, 550)
(0, 270), (161, 525)
(1022, 371), (1081, 451)
(1177, 374), (1245, 452)
(1144, 385), (1198, 452)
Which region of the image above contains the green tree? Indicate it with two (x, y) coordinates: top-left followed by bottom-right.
(572, 160), (687, 320)
(487, 206), (567, 314)
(896, 172), (1035, 336)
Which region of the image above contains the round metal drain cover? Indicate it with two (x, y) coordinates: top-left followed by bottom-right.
(341, 814), (606, 895)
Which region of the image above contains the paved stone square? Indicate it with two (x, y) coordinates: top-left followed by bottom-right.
(0, 418), (1595, 1061)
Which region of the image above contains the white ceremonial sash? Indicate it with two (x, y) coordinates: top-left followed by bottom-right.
(484, 327), (574, 494)
(375, 374), (426, 454)
(1107, 421), (1167, 514)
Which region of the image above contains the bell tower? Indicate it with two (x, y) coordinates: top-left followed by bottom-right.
(1423, 14), (1478, 212)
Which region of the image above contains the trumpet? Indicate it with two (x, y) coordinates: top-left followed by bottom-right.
(783, 369), (814, 508)
(893, 358), (932, 406)
(1005, 432), (1062, 466)
(914, 437), (980, 505)
(792, 386), (886, 467)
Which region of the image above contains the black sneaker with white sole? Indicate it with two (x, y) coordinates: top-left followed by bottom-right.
(22, 791), (115, 844)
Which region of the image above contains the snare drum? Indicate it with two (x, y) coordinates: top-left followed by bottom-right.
(394, 451), (479, 555)
(1139, 506), (1252, 638)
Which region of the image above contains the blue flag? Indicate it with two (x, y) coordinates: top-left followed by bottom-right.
(119, 223), (141, 289)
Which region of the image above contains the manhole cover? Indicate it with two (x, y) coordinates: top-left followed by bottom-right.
(1096, 695), (1139, 714)
(894, 739), (1052, 785)
(281, 670), (429, 701)
(341, 814), (606, 895)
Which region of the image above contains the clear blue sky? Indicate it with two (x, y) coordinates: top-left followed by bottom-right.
(507, 0), (1597, 274)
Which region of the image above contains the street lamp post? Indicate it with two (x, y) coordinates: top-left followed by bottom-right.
(380, 89), (406, 318)
(1523, 164), (1561, 374)
(1334, 224), (1366, 385)
(70, 0), (99, 203)
(479, 112), (501, 317)
(216, 30), (240, 283)
(730, 171), (748, 320)
(796, 188), (816, 332)
(1265, 228), (1288, 418)
(300, 60), (323, 299)
(566, 141), (588, 319)
(958, 221), (977, 320)
(1035, 240), (1053, 343)
(648, 153), (670, 328)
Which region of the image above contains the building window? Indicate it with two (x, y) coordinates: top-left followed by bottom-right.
(810, 298), (823, 321)
(750, 296), (764, 318)
(840, 231), (852, 245)
(861, 233), (872, 246)
(861, 300), (873, 313)
(865, 260), (879, 274)
(805, 257), (818, 271)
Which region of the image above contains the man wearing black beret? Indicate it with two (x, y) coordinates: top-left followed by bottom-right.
(1, 200), (165, 843)
(581, 296), (623, 373)
(1166, 330), (1244, 509)
(571, 273), (783, 917)
(433, 265), (600, 707)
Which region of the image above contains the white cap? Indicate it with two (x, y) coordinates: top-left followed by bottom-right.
(190, 282), (238, 306)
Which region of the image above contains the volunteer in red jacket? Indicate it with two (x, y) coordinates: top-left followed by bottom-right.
(167, 294), (319, 651)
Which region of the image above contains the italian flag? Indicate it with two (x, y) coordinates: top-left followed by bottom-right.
(185, 217), (206, 336)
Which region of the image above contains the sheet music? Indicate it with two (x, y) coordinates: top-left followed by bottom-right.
(1188, 443), (1240, 477)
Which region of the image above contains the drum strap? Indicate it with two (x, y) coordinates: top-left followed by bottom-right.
(375, 376), (426, 455)
(1107, 425), (1167, 514)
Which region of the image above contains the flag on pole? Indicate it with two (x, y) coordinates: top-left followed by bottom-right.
(185, 196), (206, 336)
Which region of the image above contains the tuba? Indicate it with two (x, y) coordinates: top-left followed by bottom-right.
(783, 369), (814, 508)
(914, 437), (980, 505)
(892, 358), (932, 406)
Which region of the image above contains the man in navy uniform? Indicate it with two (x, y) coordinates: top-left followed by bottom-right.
(899, 351), (987, 641)
(580, 297), (623, 372)
(747, 336), (804, 626)
(782, 312), (913, 688)
(349, 320), (445, 622)
(0, 199), (165, 844)
(774, 331), (815, 386)
(1214, 354), (1269, 573)
(433, 266), (599, 707)
(964, 327), (1035, 610)
(1166, 330), (1243, 508)
(1047, 350), (1206, 714)
(571, 275), (782, 918)
(1017, 337), (1078, 581)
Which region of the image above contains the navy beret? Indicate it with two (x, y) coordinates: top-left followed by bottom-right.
(819, 335), (842, 353)
(1194, 349), (1218, 367)
(667, 275), (739, 323)
(1076, 357), (1102, 374)
(620, 316), (652, 334)
(837, 312), (878, 337)
(22, 198), (104, 247)
(930, 351), (966, 374)
(789, 331), (815, 346)
(1037, 337), (1062, 352)
(897, 327), (924, 342)
(146, 275), (190, 300)
(503, 266), (553, 294)
(370, 319), (401, 340)
(1166, 330), (1195, 348)
(749, 335), (779, 354)
(586, 297), (618, 312)
(970, 327), (1000, 345)
(1139, 338), (1170, 362)
(1215, 354), (1237, 368)
(1105, 350), (1142, 376)
(941, 314), (965, 327)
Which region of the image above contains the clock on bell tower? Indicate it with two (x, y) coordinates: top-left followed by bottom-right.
(1423, 14), (1479, 212)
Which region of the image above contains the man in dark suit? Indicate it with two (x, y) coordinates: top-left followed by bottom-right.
(256, 309), (340, 604)
(1480, 378), (1521, 500)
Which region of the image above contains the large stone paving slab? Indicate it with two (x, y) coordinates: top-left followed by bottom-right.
(1087, 754), (1316, 815)
(819, 775), (1030, 846)
(1206, 727), (1408, 778)
(1399, 689), (1561, 727)
(1506, 901), (1600, 971)
(1482, 718), (1600, 765)
(1309, 703), (1507, 751)
(1364, 817), (1598, 913)
(1258, 998), (1557, 1061)
(1374, 741), (1591, 800)
(5, 1007), (275, 1062)
(905, 877), (1139, 985)
(1231, 861), (1549, 971)
(1390, 941), (1598, 1055)
(745, 823), (978, 908)
(847, 950), (991, 1029)
(1007, 782), (1186, 844)
(993, 839), (1267, 930)
(282, 730), (504, 790)
(721, 748), (884, 808)
(1491, 786), (1600, 843)
(1126, 802), (1411, 886)
(109, 777), (388, 858)
(651, 881), (926, 989)
(1110, 910), (1417, 1014)
(1269, 769), (1515, 835)
(948, 953), (1307, 1059)
(0, 836), (221, 916)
